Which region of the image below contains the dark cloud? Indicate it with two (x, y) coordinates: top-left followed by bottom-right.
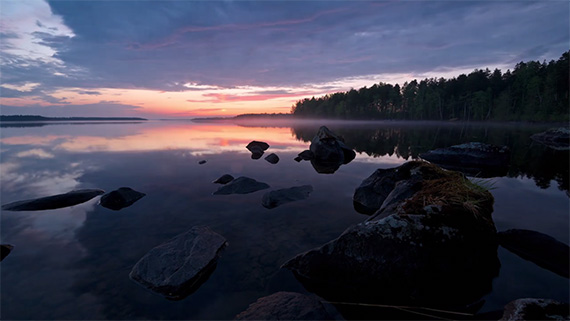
(3, 0), (567, 96)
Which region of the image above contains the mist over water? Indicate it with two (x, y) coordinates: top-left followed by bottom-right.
(0, 120), (568, 319)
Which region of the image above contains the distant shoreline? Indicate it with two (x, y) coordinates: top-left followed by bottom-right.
(0, 115), (147, 122)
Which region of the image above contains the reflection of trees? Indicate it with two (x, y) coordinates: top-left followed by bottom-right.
(291, 123), (569, 192)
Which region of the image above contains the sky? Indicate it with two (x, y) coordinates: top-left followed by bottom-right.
(0, 0), (568, 118)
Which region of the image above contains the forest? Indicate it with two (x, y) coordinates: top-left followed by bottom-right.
(291, 51), (569, 121)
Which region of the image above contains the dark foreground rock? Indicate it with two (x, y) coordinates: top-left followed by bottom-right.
(264, 153), (279, 164)
(246, 141), (270, 159)
(1, 189), (105, 211)
(213, 174), (234, 184)
(530, 127), (570, 150)
(500, 298), (569, 320)
(262, 185), (313, 209)
(286, 161), (499, 312)
(213, 177), (270, 195)
(301, 126), (356, 173)
(198, 160), (207, 165)
(419, 142), (510, 177)
(498, 229), (569, 278)
(0, 244), (14, 262)
(100, 187), (145, 211)
(129, 226), (227, 300)
(235, 292), (332, 320)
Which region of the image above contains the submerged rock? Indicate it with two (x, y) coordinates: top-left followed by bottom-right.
(213, 174), (234, 185)
(246, 141), (270, 159)
(198, 160), (207, 165)
(129, 226), (227, 300)
(1, 189), (105, 211)
(531, 127), (570, 150)
(235, 292), (332, 320)
(213, 177), (270, 195)
(264, 153), (279, 164)
(500, 298), (569, 320)
(285, 161), (499, 309)
(0, 244), (14, 262)
(306, 126), (356, 174)
(498, 229), (569, 278)
(419, 142), (510, 177)
(100, 187), (146, 211)
(262, 185), (313, 209)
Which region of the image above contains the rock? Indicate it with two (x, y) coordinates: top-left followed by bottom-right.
(213, 174), (234, 184)
(262, 185), (313, 209)
(264, 153), (279, 164)
(294, 150), (314, 162)
(500, 298), (569, 320)
(353, 167), (404, 214)
(213, 177), (270, 195)
(285, 161), (499, 308)
(308, 126), (355, 174)
(100, 187), (146, 211)
(235, 292), (333, 320)
(246, 141), (270, 159)
(498, 229), (569, 278)
(0, 244), (14, 262)
(129, 226), (227, 300)
(419, 142), (510, 177)
(198, 160), (207, 165)
(1, 189), (105, 211)
(530, 127), (570, 150)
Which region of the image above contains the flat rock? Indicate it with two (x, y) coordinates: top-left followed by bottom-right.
(213, 177), (270, 195)
(213, 174), (234, 184)
(294, 150), (314, 162)
(0, 244), (14, 262)
(498, 229), (569, 278)
(531, 127), (570, 150)
(129, 226), (227, 300)
(419, 142), (510, 177)
(100, 187), (146, 211)
(500, 298), (569, 320)
(1, 189), (105, 211)
(235, 292), (332, 320)
(246, 141), (270, 159)
(264, 153), (279, 164)
(262, 185), (313, 209)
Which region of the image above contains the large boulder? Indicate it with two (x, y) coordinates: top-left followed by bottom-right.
(261, 185), (313, 209)
(1, 189), (105, 211)
(285, 161), (499, 311)
(307, 126), (356, 174)
(129, 226), (227, 300)
(0, 244), (14, 262)
(498, 229), (569, 278)
(530, 127), (570, 150)
(500, 298), (569, 320)
(100, 187), (145, 211)
(246, 141), (270, 159)
(235, 292), (332, 320)
(213, 177), (270, 195)
(419, 142), (510, 177)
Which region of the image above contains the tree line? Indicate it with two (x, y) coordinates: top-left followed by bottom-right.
(291, 51), (569, 121)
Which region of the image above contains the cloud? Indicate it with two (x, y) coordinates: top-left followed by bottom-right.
(0, 0), (566, 117)
(0, 102), (143, 117)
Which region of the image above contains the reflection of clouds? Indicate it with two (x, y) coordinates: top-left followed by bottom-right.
(0, 161), (82, 197)
(15, 148), (55, 159)
(352, 152), (408, 165)
(1, 135), (65, 146)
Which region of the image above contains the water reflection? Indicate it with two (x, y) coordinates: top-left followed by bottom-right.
(291, 122), (569, 192)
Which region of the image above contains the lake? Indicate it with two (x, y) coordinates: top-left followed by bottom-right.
(0, 120), (568, 319)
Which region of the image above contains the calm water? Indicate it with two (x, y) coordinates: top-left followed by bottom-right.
(0, 120), (568, 320)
